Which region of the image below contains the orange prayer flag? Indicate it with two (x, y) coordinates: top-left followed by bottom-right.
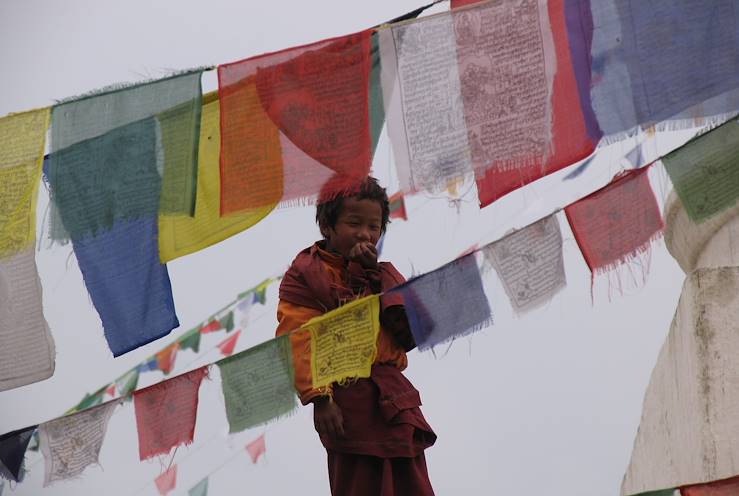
(155, 343), (180, 375)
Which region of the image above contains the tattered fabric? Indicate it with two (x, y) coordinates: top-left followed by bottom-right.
(483, 214), (565, 314)
(0, 108), (50, 258)
(71, 218), (179, 356)
(0, 248), (55, 391)
(38, 401), (117, 486)
(389, 254), (491, 351)
(133, 366), (208, 460)
(158, 92), (274, 263)
(218, 30), (372, 212)
(304, 295), (381, 388)
(589, 0), (739, 137)
(0, 426), (36, 482)
(218, 335), (297, 433)
(48, 71), (202, 238)
(565, 167), (663, 276)
(663, 119), (739, 223)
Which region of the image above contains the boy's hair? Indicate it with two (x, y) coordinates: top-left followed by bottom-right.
(316, 175), (390, 234)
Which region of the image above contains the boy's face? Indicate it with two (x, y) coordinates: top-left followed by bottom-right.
(322, 198), (383, 258)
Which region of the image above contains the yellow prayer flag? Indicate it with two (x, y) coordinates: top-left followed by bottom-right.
(158, 92), (276, 263)
(0, 108), (50, 259)
(305, 295), (380, 389)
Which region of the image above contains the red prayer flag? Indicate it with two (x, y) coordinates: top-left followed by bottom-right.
(454, 0), (599, 207)
(155, 465), (177, 496)
(682, 475), (739, 496)
(199, 320), (222, 334)
(565, 166), (663, 275)
(105, 384), (116, 397)
(218, 30), (373, 213)
(245, 434), (266, 464)
(217, 330), (241, 357)
(388, 192), (408, 221)
(155, 343), (180, 375)
(134, 366), (208, 460)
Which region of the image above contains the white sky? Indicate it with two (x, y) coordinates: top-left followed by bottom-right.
(0, 1), (702, 495)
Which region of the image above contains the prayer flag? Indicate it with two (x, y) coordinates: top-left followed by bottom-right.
(139, 357), (159, 373)
(218, 30), (373, 212)
(200, 320), (221, 334)
(565, 167), (663, 276)
(0, 248), (55, 391)
(388, 192), (408, 221)
(158, 93), (275, 263)
(389, 254), (491, 350)
(0, 108), (50, 258)
(115, 369), (139, 397)
(588, 0), (739, 138)
(0, 426), (36, 482)
(217, 330), (241, 357)
(134, 366), (208, 460)
(48, 71), (203, 241)
(304, 295), (381, 388)
(682, 475), (739, 496)
(218, 335), (297, 433)
(155, 465), (177, 496)
(188, 477), (209, 496)
(245, 434), (266, 464)
(73, 388), (105, 412)
(663, 119), (739, 223)
(178, 328), (202, 353)
(483, 215), (566, 314)
(219, 311), (235, 333)
(104, 384), (116, 397)
(38, 401), (117, 486)
(380, 0), (597, 205)
(156, 343), (180, 375)
(72, 218), (179, 357)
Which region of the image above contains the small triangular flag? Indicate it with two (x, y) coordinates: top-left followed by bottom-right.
(245, 434), (266, 464)
(217, 330), (241, 357)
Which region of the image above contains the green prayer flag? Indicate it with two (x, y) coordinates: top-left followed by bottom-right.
(218, 335), (297, 433)
(631, 489), (675, 496)
(188, 477), (208, 496)
(74, 386), (106, 412)
(115, 368), (140, 397)
(219, 311), (235, 333)
(663, 119), (739, 223)
(178, 328), (202, 353)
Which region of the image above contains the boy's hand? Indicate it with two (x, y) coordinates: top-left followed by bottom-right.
(349, 242), (378, 269)
(313, 397), (344, 439)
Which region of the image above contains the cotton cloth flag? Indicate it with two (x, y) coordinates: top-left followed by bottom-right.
(588, 0), (739, 138)
(663, 119), (739, 224)
(155, 465), (177, 496)
(0, 426), (36, 482)
(71, 217), (179, 356)
(0, 248), (56, 391)
(178, 328), (202, 353)
(47, 70), (203, 239)
(139, 357), (159, 373)
(116, 368), (140, 396)
(0, 108), (56, 392)
(218, 29), (373, 212)
(379, 0), (597, 205)
(199, 320), (222, 334)
(388, 192), (408, 221)
(188, 477), (209, 496)
(565, 167), (663, 282)
(38, 401), (117, 486)
(0, 108), (50, 258)
(133, 366), (208, 460)
(389, 254), (492, 351)
(303, 295), (381, 389)
(218, 335), (297, 432)
(217, 329), (241, 357)
(682, 475), (739, 496)
(158, 92), (276, 263)
(156, 342), (180, 375)
(245, 434), (266, 464)
(219, 311), (235, 333)
(483, 215), (565, 314)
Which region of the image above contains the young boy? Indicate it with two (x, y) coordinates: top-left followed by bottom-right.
(277, 176), (436, 495)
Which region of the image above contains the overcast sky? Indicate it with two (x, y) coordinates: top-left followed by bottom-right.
(0, 1), (698, 495)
